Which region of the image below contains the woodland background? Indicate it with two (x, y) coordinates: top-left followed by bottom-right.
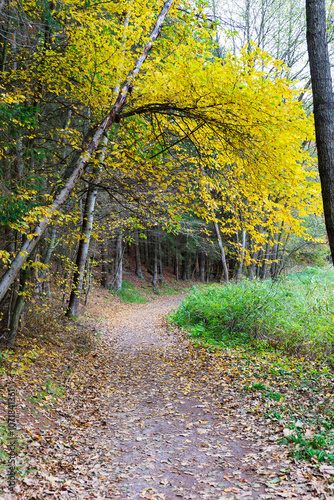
(3, 1), (334, 493)
(0, 0), (330, 348)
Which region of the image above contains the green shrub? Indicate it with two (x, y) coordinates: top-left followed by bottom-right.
(171, 267), (334, 360)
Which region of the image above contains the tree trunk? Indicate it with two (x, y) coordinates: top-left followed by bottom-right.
(236, 229), (246, 282)
(111, 239), (116, 277)
(249, 247), (259, 281)
(199, 250), (205, 282)
(134, 229), (144, 279)
(41, 224), (57, 294)
(101, 241), (111, 288)
(152, 231), (158, 286)
(261, 239), (271, 280)
(6, 266), (31, 348)
(158, 238), (163, 276)
(66, 188), (97, 317)
(0, 0), (174, 304)
(144, 233), (149, 270)
(175, 252), (179, 281)
(270, 229), (283, 280)
(256, 247), (263, 279)
(306, 0), (334, 262)
(181, 250), (188, 281)
(113, 230), (123, 292)
(84, 256), (92, 305)
(66, 138), (107, 317)
(206, 256), (210, 283)
(213, 221), (229, 283)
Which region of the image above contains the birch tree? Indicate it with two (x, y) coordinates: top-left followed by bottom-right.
(0, 0), (175, 303)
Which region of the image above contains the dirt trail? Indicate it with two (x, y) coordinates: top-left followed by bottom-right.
(56, 294), (304, 500)
(13, 294), (325, 499)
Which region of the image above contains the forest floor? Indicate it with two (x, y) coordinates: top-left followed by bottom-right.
(1, 290), (334, 499)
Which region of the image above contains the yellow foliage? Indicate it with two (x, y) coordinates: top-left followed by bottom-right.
(1, 0), (321, 248)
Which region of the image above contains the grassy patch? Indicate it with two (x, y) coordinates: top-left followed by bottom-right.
(0, 421), (9, 472)
(171, 267), (334, 361)
(111, 280), (147, 303)
(171, 267), (334, 465)
(0, 419), (28, 486)
(28, 378), (65, 407)
(281, 421), (334, 464)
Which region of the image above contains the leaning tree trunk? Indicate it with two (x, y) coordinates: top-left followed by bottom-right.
(306, 0), (334, 263)
(66, 139), (107, 317)
(0, 0), (174, 304)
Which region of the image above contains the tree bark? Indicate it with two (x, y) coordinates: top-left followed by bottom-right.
(236, 229), (246, 282)
(0, 0), (174, 304)
(66, 137), (107, 317)
(6, 266), (31, 348)
(270, 228), (283, 280)
(175, 252), (179, 281)
(261, 240), (271, 280)
(213, 221), (229, 283)
(101, 241), (111, 288)
(144, 233), (149, 270)
(41, 224), (57, 294)
(152, 230), (158, 286)
(113, 230), (123, 292)
(181, 250), (188, 281)
(306, 0), (334, 262)
(134, 229), (144, 279)
(249, 247), (259, 281)
(158, 237), (163, 276)
(66, 188), (98, 317)
(199, 250), (205, 282)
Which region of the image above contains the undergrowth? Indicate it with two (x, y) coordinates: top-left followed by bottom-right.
(172, 266), (334, 362)
(171, 266), (334, 466)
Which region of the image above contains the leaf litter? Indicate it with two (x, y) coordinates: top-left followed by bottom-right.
(1, 290), (334, 499)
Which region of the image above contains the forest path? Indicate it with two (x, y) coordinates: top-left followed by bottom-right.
(59, 293), (308, 500)
(18, 293), (321, 499)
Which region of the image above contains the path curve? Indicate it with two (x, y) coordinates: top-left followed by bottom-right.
(25, 294), (317, 499)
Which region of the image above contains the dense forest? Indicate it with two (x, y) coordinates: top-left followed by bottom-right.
(3, 0), (334, 497)
(0, 0), (334, 492)
(0, 0), (329, 348)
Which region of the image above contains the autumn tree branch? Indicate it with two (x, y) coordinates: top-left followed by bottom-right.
(0, 0), (174, 303)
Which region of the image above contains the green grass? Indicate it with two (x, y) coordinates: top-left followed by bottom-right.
(111, 280), (147, 304)
(171, 266), (334, 362)
(170, 266), (334, 466)
(0, 420), (29, 486)
(281, 423), (334, 464)
(0, 421), (9, 471)
(28, 378), (65, 408)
